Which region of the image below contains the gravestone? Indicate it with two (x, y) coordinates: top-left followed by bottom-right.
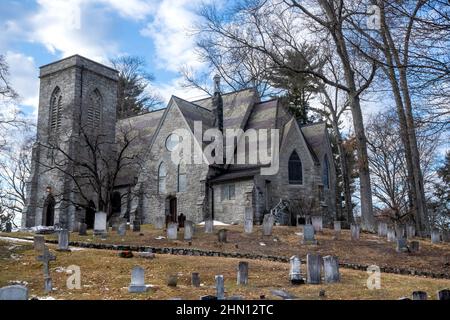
(200, 295), (217, 301)
(154, 216), (164, 230)
(351, 224), (360, 241)
(378, 222), (388, 237)
(191, 272), (201, 287)
(263, 215), (274, 236)
(36, 246), (56, 293)
(289, 255), (303, 285)
(323, 255), (340, 283)
(306, 253), (322, 284)
(218, 229), (227, 243)
(72, 221), (80, 233)
(167, 222), (178, 240)
(167, 275), (178, 287)
(406, 224), (415, 239)
(0, 285), (28, 300)
(437, 289), (450, 300)
(132, 220), (141, 232)
(244, 219), (253, 234)
(34, 235), (45, 252)
(409, 240), (420, 253)
(184, 220), (194, 241)
(396, 238), (408, 253)
(311, 216), (323, 232)
(431, 229), (441, 244)
(118, 223), (127, 236)
(204, 219), (214, 233)
(412, 291), (427, 300)
(128, 266), (148, 293)
(395, 224), (406, 239)
(94, 212), (107, 236)
(334, 221), (341, 232)
(215, 275), (225, 300)
(5, 221), (12, 233)
(79, 223), (87, 236)
(387, 227), (396, 242)
(302, 224), (317, 245)
(237, 262), (248, 285)
(57, 229), (70, 252)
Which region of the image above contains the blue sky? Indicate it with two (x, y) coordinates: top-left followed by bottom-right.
(1, 0), (212, 117)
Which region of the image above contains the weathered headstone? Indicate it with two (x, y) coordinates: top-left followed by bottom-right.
(0, 285), (28, 300)
(154, 216), (164, 230)
(409, 240), (420, 253)
(334, 221), (341, 232)
(167, 222), (178, 240)
(378, 222), (388, 237)
(311, 216), (323, 232)
(79, 223), (87, 236)
(215, 275), (225, 300)
(237, 262), (248, 285)
(204, 219), (214, 233)
(306, 253), (322, 284)
(244, 219), (253, 234)
(57, 229), (71, 252)
(387, 227), (396, 242)
(191, 272), (200, 287)
(34, 235), (45, 252)
(302, 224), (317, 245)
(262, 214), (274, 236)
(184, 220), (194, 241)
(351, 224), (360, 241)
(132, 220), (141, 232)
(117, 223), (127, 236)
(167, 275), (178, 287)
(396, 238), (408, 253)
(36, 246), (56, 293)
(431, 229), (441, 244)
(289, 255), (303, 285)
(395, 224), (406, 240)
(94, 211), (107, 236)
(218, 229), (227, 243)
(5, 221), (12, 233)
(323, 255), (340, 283)
(406, 224), (415, 239)
(412, 291), (427, 300)
(128, 266), (148, 293)
(437, 289), (450, 301)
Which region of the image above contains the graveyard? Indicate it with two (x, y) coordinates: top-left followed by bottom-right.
(1, 222), (450, 300)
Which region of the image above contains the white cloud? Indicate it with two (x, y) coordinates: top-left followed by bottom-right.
(4, 51), (39, 117)
(98, 0), (156, 21)
(140, 0), (205, 72)
(156, 77), (209, 104)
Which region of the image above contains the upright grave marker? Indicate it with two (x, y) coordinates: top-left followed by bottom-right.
(306, 253), (322, 284)
(128, 266), (148, 293)
(323, 255), (340, 283)
(167, 222), (178, 240)
(237, 262), (248, 285)
(263, 214), (274, 236)
(0, 285), (28, 300)
(36, 246), (56, 293)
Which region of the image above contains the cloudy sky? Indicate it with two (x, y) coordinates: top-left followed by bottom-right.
(1, 0), (212, 117)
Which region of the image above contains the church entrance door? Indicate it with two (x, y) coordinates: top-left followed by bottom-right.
(169, 197), (177, 223)
(43, 194), (55, 226)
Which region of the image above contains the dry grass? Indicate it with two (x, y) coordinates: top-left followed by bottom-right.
(1, 239), (449, 300)
(3, 224), (449, 276)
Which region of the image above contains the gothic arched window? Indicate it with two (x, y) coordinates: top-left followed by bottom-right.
(87, 89), (102, 129)
(322, 155), (330, 189)
(288, 150), (303, 184)
(177, 162), (186, 192)
(158, 162), (167, 194)
(50, 87), (63, 134)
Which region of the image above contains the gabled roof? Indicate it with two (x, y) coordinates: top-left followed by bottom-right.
(300, 122), (327, 162)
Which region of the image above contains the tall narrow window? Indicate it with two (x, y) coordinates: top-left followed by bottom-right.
(87, 89), (102, 129)
(50, 87), (63, 134)
(177, 162), (187, 192)
(288, 151), (303, 184)
(221, 184), (235, 200)
(158, 162), (167, 194)
(322, 155), (330, 189)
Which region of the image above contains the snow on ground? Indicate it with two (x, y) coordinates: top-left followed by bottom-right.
(197, 220), (230, 226)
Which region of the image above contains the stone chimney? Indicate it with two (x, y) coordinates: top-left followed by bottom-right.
(213, 74), (223, 132)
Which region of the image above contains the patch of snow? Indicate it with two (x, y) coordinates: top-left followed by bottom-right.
(259, 242), (266, 246)
(295, 232), (303, 236)
(8, 280), (28, 286)
(197, 220), (230, 226)
(155, 236), (165, 240)
(36, 296), (56, 300)
(0, 236), (33, 243)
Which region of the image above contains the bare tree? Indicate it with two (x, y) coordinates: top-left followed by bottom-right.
(0, 54), (18, 102)
(196, 0), (377, 230)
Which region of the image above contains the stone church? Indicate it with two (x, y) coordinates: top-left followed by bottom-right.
(22, 55), (337, 230)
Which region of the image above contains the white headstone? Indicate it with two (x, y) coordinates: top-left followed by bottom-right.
(387, 227), (396, 242)
(262, 215), (274, 236)
(323, 255), (340, 283)
(333, 221), (341, 232)
(311, 216), (323, 232)
(94, 212), (107, 235)
(167, 222), (178, 240)
(204, 219), (214, 233)
(128, 266), (148, 293)
(431, 229), (441, 244)
(378, 222), (388, 237)
(184, 220), (194, 241)
(244, 219), (253, 234)
(57, 229), (70, 251)
(289, 255), (302, 284)
(154, 216), (164, 230)
(351, 224), (360, 241)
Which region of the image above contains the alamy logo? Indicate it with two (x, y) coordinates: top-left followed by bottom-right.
(366, 265), (381, 290)
(66, 265), (81, 290)
(169, 121), (280, 175)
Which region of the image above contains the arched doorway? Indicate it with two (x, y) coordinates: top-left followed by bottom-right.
(111, 191), (123, 219)
(165, 196), (177, 226)
(85, 200), (96, 229)
(43, 194), (55, 226)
